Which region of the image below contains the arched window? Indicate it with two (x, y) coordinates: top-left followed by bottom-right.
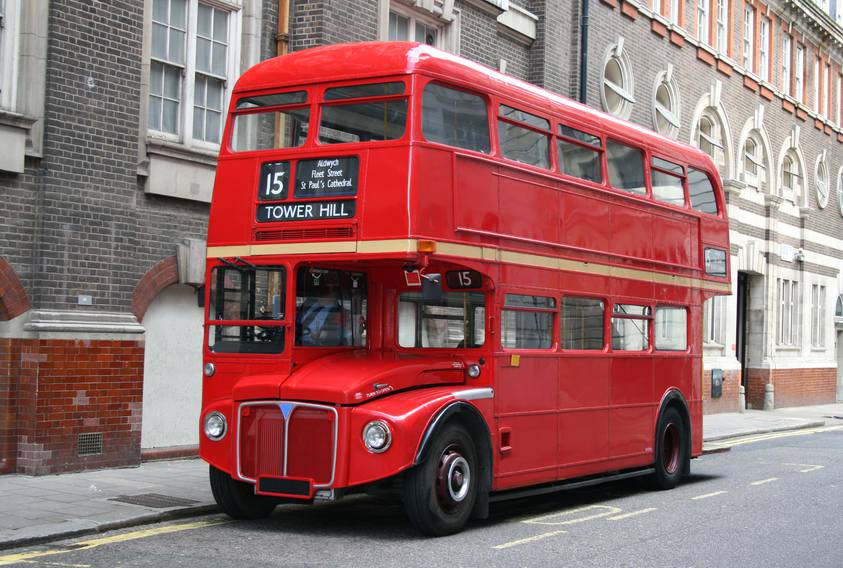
(836, 294), (843, 318)
(741, 134), (767, 191)
(780, 150), (803, 204)
(695, 111), (726, 171)
(815, 154), (829, 209)
(653, 69), (680, 138)
(837, 167), (843, 216)
(601, 41), (635, 119)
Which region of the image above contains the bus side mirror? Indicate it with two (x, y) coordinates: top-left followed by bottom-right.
(422, 273), (442, 302)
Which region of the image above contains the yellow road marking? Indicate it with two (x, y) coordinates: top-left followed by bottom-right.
(522, 505), (622, 526)
(493, 530), (568, 550)
(0, 519), (229, 566)
(784, 463), (825, 473)
(15, 562), (91, 567)
(750, 477), (778, 486)
(607, 508), (657, 521)
(691, 490), (727, 500)
(704, 425), (843, 451)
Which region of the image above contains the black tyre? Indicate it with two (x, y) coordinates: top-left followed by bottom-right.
(649, 407), (687, 490)
(403, 423), (479, 536)
(209, 465), (277, 520)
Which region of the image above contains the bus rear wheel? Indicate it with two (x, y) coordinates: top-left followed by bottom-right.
(403, 423), (478, 536)
(649, 407), (687, 490)
(209, 465), (277, 520)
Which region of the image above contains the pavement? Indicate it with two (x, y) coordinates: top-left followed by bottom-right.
(1, 402), (842, 551)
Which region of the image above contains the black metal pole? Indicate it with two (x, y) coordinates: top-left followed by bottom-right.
(579, 0), (590, 104)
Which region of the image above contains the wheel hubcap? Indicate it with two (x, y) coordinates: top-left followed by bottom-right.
(436, 446), (471, 510)
(662, 423), (680, 475)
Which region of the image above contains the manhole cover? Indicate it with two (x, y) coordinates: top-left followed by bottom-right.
(110, 493), (200, 508)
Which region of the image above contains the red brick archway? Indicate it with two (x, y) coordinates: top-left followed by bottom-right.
(132, 256), (178, 322)
(0, 257), (31, 321)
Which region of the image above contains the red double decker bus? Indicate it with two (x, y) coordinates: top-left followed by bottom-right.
(200, 42), (730, 535)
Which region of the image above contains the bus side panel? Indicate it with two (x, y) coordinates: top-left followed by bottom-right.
(493, 355), (559, 490)
(496, 167), (560, 244)
(562, 191), (611, 252)
(557, 356), (610, 478)
(608, 356), (655, 464)
(452, 152), (499, 235)
(359, 147), (412, 242)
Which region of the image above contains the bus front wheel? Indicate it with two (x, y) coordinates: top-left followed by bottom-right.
(403, 423), (478, 536)
(209, 465), (277, 520)
(650, 406), (687, 490)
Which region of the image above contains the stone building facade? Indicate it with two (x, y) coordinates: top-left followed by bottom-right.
(0, 0), (840, 474)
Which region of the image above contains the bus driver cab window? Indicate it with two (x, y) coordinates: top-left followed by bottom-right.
(295, 267), (367, 347)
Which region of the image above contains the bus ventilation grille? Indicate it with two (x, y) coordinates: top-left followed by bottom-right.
(254, 226), (355, 242)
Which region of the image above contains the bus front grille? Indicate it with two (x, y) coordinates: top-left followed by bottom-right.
(237, 402), (337, 487)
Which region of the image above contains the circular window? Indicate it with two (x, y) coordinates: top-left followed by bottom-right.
(816, 156), (829, 209)
(601, 43), (635, 119)
(652, 70), (680, 138)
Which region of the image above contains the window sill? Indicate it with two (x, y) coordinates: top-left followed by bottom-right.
(142, 138), (219, 203)
(775, 345), (801, 352)
(0, 110), (37, 173)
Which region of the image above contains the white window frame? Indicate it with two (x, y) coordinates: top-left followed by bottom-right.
(743, 6), (754, 72)
(715, 0), (728, 53)
(777, 278), (799, 347)
(781, 150), (802, 203)
(670, 0), (680, 24)
(813, 56), (821, 113)
(759, 17), (769, 82)
(0, 0), (21, 111)
(695, 112), (725, 170)
(810, 284), (826, 348)
(795, 45), (804, 103)
(837, 74), (842, 127)
(837, 166), (843, 217)
(382, 1), (457, 53)
(698, 0), (710, 45)
(816, 154), (829, 209)
(703, 296), (723, 344)
(782, 35), (791, 96)
(742, 134), (767, 190)
(601, 41), (636, 120)
(147, 0), (242, 151)
(824, 63), (831, 118)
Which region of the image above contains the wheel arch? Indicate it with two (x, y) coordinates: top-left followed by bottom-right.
(413, 401), (493, 519)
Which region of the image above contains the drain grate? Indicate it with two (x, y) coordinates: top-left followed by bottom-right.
(110, 493), (200, 508)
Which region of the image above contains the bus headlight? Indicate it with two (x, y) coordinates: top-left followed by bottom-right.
(204, 411), (227, 441)
(362, 420), (391, 453)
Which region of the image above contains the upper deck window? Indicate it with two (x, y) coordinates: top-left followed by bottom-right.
(557, 125), (603, 183)
(606, 140), (645, 195)
(687, 168), (719, 214)
(651, 156), (685, 206)
(498, 105), (551, 169)
(422, 83), (490, 153)
(230, 90), (309, 152)
(319, 82), (408, 144)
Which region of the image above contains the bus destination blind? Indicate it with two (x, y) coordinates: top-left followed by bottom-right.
(257, 199), (356, 222)
(295, 157), (358, 198)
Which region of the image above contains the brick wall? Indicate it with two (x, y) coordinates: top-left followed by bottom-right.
(702, 369), (742, 414)
(746, 367), (837, 409)
(12, 339), (144, 475)
(0, 338), (15, 474)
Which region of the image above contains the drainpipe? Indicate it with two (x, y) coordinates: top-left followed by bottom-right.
(579, 0), (589, 104)
(277, 0), (290, 57)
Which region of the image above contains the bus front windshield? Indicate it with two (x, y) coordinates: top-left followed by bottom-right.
(295, 267), (367, 347)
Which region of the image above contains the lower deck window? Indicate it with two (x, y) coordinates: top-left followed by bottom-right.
(562, 297), (604, 350)
(398, 292), (485, 348)
(295, 267), (367, 347)
(501, 294), (555, 349)
(208, 266), (286, 354)
(655, 307), (688, 350)
(611, 304), (650, 351)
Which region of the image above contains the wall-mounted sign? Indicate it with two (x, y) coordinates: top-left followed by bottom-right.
(257, 199), (356, 223)
(294, 157), (358, 198)
(258, 161), (290, 201)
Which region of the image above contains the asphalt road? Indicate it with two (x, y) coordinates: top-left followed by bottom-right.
(3, 426), (842, 568)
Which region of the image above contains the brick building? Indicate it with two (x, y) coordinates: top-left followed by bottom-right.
(0, 0), (841, 474)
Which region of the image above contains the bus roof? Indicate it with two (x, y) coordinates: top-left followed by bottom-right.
(235, 41), (715, 171)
